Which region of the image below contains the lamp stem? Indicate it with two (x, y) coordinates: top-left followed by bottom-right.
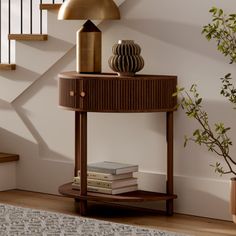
(77, 20), (101, 73)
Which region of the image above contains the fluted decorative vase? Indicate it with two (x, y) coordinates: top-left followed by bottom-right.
(108, 40), (144, 76)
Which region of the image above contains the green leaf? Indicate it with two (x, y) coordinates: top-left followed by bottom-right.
(184, 136), (188, 147)
(196, 98), (202, 105)
(218, 9), (223, 17)
(209, 7), (218, 14)
(193, 129), (200, 136)
(172, 92), (178, 97)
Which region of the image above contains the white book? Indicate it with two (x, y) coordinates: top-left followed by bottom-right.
(74, 176), (137, 189)
(72, 183), (138, 195)
(87, 161), (138, 174)
(77, 171), (133, 181)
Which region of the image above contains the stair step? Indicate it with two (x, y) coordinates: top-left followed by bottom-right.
(0, 153), (19, 163)
(8, 34), (48, 41)
(0, 64), (16, 70)
(40, 4), (62, 10)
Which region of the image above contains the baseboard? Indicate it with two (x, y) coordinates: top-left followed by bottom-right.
(15, 159), (232, 221)
(135, 171), (231, 221)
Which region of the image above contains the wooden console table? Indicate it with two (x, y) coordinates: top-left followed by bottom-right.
(58, 72), (177, 216)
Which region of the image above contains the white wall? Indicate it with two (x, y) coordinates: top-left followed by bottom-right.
(0, 0), (236, 221)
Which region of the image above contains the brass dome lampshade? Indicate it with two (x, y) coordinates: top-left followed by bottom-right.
(58, 0), (120, 73)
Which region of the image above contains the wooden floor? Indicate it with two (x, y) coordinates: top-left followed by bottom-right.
(0, 190), (235, 236)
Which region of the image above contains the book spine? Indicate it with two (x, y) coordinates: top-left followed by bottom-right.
(77, 171), (133, 181)
(78, 171), (112, 181)
(72, 183), (112, 194)
(115, 166), (139, 175)
(74, 177), (112, 188)
(87, 186), (111, 194)
(87, 167), (116, 174)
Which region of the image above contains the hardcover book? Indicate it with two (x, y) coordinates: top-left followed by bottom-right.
(87, 161), (138, 175)
(77, 171), (133, 181)
(74, 176), (137, 189)
(72, 183), (138, 195)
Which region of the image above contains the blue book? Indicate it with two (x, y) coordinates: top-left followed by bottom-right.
(87, 161), (138, 175)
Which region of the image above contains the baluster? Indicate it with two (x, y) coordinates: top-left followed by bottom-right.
(20, 0), (23, 34)
(30, 0), (32, 34)
(40, 0), (42, 34)
(8, 0), (11, 64)
(0, 0), (1, 63)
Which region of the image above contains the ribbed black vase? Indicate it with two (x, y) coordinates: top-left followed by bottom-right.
(108, 40), (144, 76)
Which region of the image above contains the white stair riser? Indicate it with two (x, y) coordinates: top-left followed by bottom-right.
(0, 163), (17, 191)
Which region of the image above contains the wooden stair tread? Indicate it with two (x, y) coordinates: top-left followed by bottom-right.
(40, 4), (61, 10)
(8, 34), (48, 41)
(0, 153), (19, 163)
(0, 64), (16, 70)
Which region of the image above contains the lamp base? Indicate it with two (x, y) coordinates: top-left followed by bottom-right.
(77, 20), (101, 73)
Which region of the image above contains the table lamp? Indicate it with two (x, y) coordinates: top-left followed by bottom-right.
(58, 0), (120, 74)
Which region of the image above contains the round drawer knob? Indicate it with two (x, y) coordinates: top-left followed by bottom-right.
(80, 91), (86, 97)
(69, 91), (75, 97)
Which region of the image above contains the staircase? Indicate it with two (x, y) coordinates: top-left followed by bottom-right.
(0, 1), (63, 191)
(0, 1), (64, 70)
(0, 0), (125, 192)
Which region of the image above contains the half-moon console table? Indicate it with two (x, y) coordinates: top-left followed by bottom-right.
(58, 72), (177, 216)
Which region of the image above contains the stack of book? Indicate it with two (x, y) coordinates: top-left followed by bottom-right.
(72, 161), (138, 195)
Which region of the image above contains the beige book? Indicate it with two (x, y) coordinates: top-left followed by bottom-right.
(74, 176), (137, 189)
(72, 183), (138, 195)
(77, 171), (133, 181)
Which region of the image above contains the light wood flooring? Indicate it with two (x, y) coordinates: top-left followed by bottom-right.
(0, 190), (235, 236)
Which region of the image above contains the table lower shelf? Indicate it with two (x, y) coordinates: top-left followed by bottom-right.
(59, 183), (177, 203)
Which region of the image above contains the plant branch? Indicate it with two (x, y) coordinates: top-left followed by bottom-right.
(174, 84), (236, 176)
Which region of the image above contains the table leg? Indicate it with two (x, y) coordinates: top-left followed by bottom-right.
(75, 111), (87, 215)
(166, 111), (174, 215)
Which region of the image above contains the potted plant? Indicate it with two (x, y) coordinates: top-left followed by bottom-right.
(174, 7), (236, 222)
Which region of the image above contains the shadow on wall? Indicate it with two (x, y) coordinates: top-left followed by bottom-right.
(0, 48), (76, 163)
(12, 44), (76, 100)
(0, 127), (72, 163)
(18, 36), (74, 53)
(0, 126), (74, 193)
(13, 105), (63, 158)
(0, 98), (13, 110)
(121, 18), (225, 63)
(0, 66), (40, 82)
